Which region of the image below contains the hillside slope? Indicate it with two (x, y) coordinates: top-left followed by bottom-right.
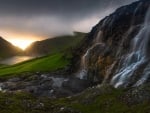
(0, 37), (22, 58)
(25, 32), (86, 56)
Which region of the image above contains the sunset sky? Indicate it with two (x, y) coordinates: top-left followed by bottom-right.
(0, 0), (137, 49)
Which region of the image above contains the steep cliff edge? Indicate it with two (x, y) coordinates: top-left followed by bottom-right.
(73, 0), (150, 88)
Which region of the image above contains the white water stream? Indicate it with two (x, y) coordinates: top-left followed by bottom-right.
(111, 7), (150, 88)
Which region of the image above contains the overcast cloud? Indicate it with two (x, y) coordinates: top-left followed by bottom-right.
(0, 0), (138, 40)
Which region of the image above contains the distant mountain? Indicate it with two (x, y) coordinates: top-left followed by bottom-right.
(0, 37), (22, 59)
(25, 32), (86, 56)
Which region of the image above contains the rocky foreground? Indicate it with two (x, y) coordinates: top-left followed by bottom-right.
(0, 84), (150, 113)
(0, 72), (93, 98)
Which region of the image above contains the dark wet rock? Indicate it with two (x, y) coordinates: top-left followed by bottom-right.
(39, 79), (53, 89)
(62, 78), (92, 93)
(0, 72), (92, 98)
(57, 107), (81, 113)
(8, 77), (21, 82)
(50, 88), (74, 97)
(2, 82), (18, 90)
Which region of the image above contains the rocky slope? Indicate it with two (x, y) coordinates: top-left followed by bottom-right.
(0, 37), (22, 59)
(72, 0), (150, 88)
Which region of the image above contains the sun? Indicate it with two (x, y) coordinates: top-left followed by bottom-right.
(9, 39), (34, 50)
(0, 29), (43, 50)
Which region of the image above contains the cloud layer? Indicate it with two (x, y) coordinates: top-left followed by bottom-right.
(0, 0), (138, 40)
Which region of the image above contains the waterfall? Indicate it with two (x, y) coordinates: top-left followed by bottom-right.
(76, 31), (103, 79)
(76, 43), (102, 79)
(111, 7), (150, 88)
(76, 49), (89, 79)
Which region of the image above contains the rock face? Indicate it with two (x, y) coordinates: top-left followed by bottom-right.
(74, 0), (150, 88)
(0, 37), (22, 58)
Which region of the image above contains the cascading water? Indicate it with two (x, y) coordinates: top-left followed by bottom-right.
(76, 43), (102, 79)
(111, 7), (150, 88)
(76, 31), (103, 79)
(76, 50), (89, 79)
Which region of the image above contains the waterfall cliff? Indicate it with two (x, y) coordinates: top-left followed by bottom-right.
(74, 0), (150, 88)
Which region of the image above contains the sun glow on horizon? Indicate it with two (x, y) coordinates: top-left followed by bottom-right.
(9, 39), (35, 50)
(0, 30), (43, 50)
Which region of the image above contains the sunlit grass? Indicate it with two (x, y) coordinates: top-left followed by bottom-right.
(0, 53), (69, 77)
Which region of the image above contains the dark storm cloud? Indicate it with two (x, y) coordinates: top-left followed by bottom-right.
(0, 0), (137, 16)
(0, 0), (138, 39)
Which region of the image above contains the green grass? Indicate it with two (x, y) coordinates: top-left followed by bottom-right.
(0, 53), (69, 77)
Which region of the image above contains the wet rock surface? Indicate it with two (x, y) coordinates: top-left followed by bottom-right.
(70, 0), (150, 88)
(0, 72), (93, 98)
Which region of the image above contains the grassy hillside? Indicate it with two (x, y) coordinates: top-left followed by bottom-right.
(25, 32), (86, 55)
(0, 53), (70, 77)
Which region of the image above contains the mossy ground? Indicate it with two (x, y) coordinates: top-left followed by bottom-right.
(0, 85), (149, 113)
